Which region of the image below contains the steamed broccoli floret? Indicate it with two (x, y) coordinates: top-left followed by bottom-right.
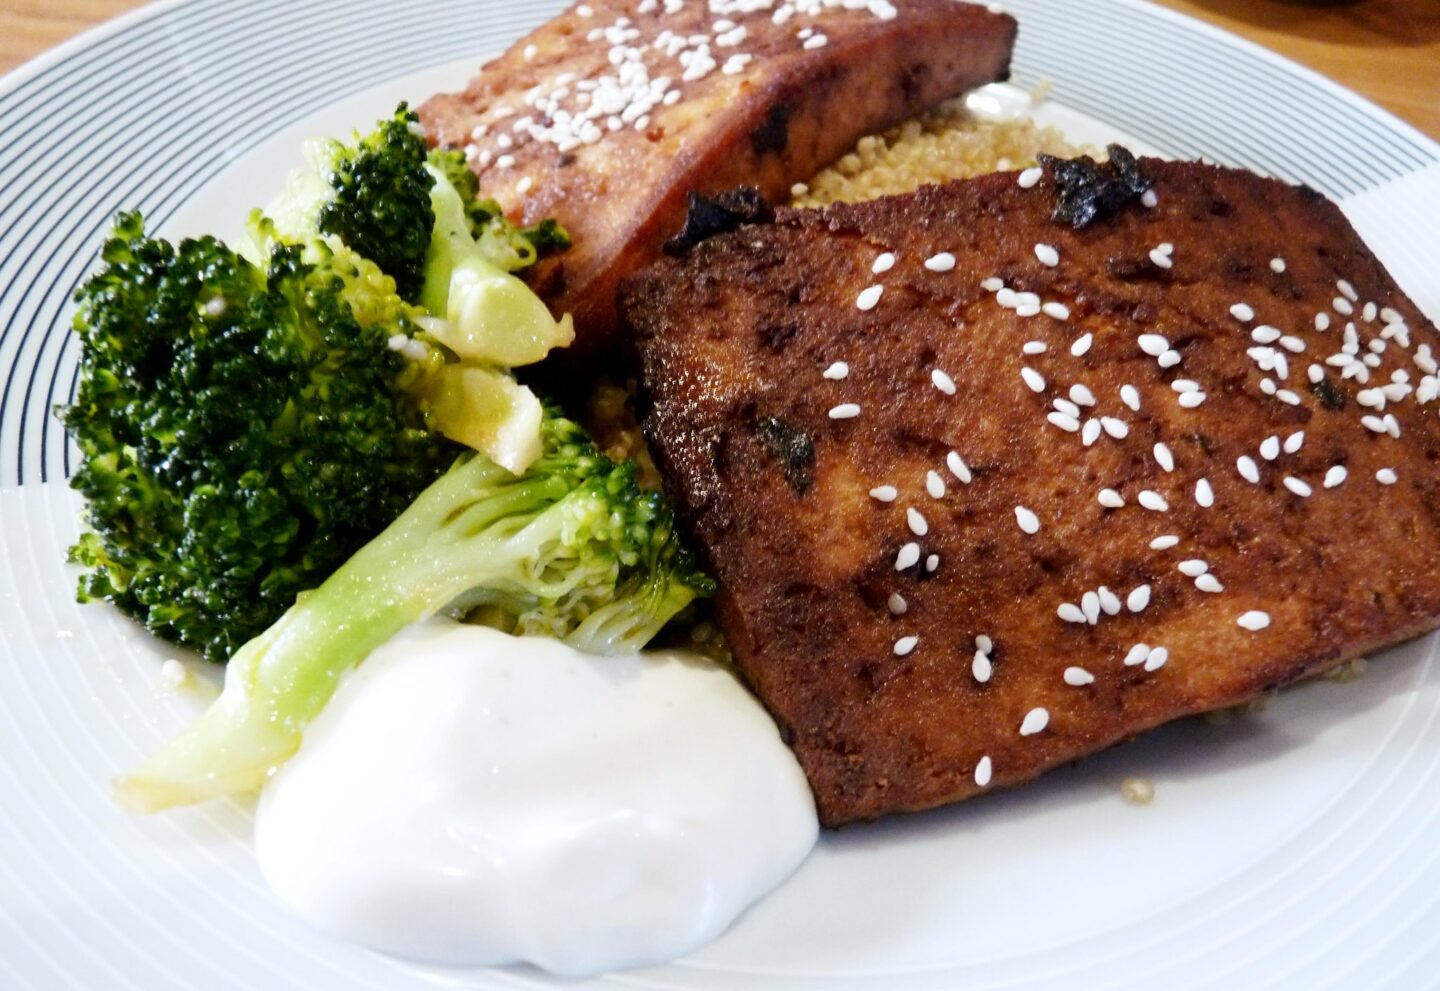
(61, 212), (458, 661)
(114, 407), (714, 811)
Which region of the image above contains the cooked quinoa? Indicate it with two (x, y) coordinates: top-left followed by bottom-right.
(790, 98), (1081, 207)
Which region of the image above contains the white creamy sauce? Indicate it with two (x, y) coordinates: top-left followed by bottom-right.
(253, 620), (818, 977)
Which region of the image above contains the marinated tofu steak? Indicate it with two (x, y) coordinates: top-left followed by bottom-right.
(419, 0), (1016, 356)
(623, 154), (1440, 826)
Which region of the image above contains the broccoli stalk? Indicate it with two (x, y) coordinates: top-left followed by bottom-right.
(114, 410), (713, 812)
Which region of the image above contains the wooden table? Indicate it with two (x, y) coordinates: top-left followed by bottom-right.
(2, 0), (1436, 141)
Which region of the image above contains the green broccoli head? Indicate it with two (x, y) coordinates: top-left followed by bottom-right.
(63, 211), (457, 660)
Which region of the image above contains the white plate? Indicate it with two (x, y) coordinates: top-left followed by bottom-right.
(2, 2), (1439, 988)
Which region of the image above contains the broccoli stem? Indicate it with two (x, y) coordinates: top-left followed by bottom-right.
(114, 454), (603, 812)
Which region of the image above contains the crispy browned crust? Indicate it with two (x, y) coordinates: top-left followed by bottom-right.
(623, 159), (1440, 826)
(418, 0), (1016, 357)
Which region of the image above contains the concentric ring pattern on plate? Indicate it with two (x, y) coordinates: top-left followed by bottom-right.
(1, 1), (1438, 989)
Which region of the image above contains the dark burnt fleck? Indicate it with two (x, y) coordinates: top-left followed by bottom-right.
(755, 416), (815, 495)
(758, 320), (802, 352)
(1039, 144), (1152, 230)
(664, 187), (775, 256)
(750, 100), (793, 156)
(1311, 375), (1347, 411)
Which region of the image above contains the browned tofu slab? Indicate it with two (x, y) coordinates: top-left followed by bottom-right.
(418, 0), (1016, 357)
(622, 155), (1440, 826)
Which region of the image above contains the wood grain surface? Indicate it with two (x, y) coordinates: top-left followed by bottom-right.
(1, 0), (1435, 140)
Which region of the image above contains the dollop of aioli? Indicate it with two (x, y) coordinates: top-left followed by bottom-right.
(253, 620), (818, 977)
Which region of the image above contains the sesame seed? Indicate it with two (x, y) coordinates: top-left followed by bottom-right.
(516, 175), (534, 195)
(1279, 335), (1306, 354)
(1196, 478), (1215, 508)
(1101, 416), (1130, 439)
(996, 288), (1019, 308)
(1259, 436), (1281, 461)
(976, 635), (993, 653)
(1159, 350), (1183, 369)
(1144, 646), (1169, 672)
(523, 43), (538, 60)
(1098, 586), (1122, 615)
(1361, 415), (1387, 434)
(1324, 466), (1348, 488)
(1127, 585), (1152, 612)
(888, 593), (907, 616)
(856, 285), (884, 311)
(974, 756), (993, 787)
(1150, 535), (1180, 550)
(1270, 257), (1287, 273)
(1252, 325), (1282, 345)
(823, 361), (849, 380)
(895, 543), (921, 570)
(496, 154), (516, 169)
(870, 485), (898, 503)
(1064, 666), (1095, 686)
(1195, 574), (1225, 593)
(829, 403), (861, 420)
(1058, 603), (1087, 624)
(1284, 432), (1305, 454)
(1098, 488), (1125, 509)
(1053, 397), (1081, 418)
(1178, 559), (1209, 577)
(1019, 708), (1050, 736)
(981, 276), (1005, 293)
(923, 252), (956, 273)
(1015, 506), (1041, 535)
(925, 554), (940, 573)
(1138, 334), (1170, 357)
(1154, 443), (1175, 472)
(1034, 243), (1060, 267)
(871, 252), (896, 274)
(1138, 490), (1168, 512)
(1018, 167), (1043, 189)
(1230, 303), (1255, 322)
(1334, 296), (1354, 316)
(931, 368), (957, 395)
(802, 33), (829, 50)
(1047, 412), (1080, 433)
(1384, 414), (1401, 438)
(1082, 418), (1103, 446)
(1377, 468), (1398, 485)
(1316, 313), (1332, 332)
(1121, 384), (1141, 412)
(1237, 610), (1271, 632)
(925, 470), (946, 499)
(1024, 341), (1048, 356)
(894, 635), (918, 656)
(1071, 333), (1093, 357)
(1237, 456), (1261, 484)
(1337, 278), (1359, 302)
(1171, 379), (1201, 394)
(1081, 591), (1101, 624)
(946, 452), (973, 484)
(907, 507), (929, 537)
(1276, 389), (1302, 406)
(1021, 367), (1047, 393)
(972, 651), (993, 683)
(1124, 643), (1151, 666)
(1149, 247), (1173, 269)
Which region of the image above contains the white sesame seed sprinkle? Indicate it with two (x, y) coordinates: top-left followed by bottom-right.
(1178, 559), (1209, 578)
(974, 756), (993, 787)
(1196, 478), (1215, 507)
(1053, 397), (1081, 418)
(907, 507), (929, 537)
(1316, 313), (1332, 332)
(1361, 415), (1387, 434)
(1098, 586), (1122, 616)
(870, 485), (898, 503)
(1058, 603), (1087, 624)
(972, 651), (993, 683)
(1276, 389), (1302, 406)
(1021, 367), (1047, 393)
(1081, 418), (1103, 447)
(981, 276), (1005, 293)
(1237, 456), (1261, 484)
(1230, 303), (1255, 322)
(1015, 506), (1041, 535)
(1141, 188), (1159, 208)
(1284, 431), (1305, 454)
(1138, 490), (1169, 512)
(1270, 257), (1287, 273)
(925, 470), (946, 499)
(1154, 443), (1175, 472)
(1018, 167), (1043, 189)
(1101, 416), (1130, 439)
(1081, 591), (1101, 625)
(1149, 247), (1174, 269)
(1071, 333), (1093, 357)
(931, 368), (957, 395)
(925, 554), (940, 573)
(1034, 243), (1060, 267)
(923, 252), (956, 273)
(1252, 325), (1282, 345)
(1377, 468), (1398, 485)
(1124, 643), (1151, 666)
(1195, 573), (1225, 593)
(823, 361), (849, 380)
(1127, 585), (1152, 612)
(1334, 296), (1354, 316)
(802, 33), (828, 50)
(1337, 278), (1359, 302)
(1019, 708), (1050, 736)
(1159, 350), (1183, 369)
(871, 252), (896, 274)
(895, 543), (921, 571)
(1237, 610), (1271, 632)
(1150, 535), (1180, 550)
(937, 457), (969, 490)
(1098, 488), (1125, 509)
(856, 285), (884, 311)
(1138, 334), (1170, 357)
(888, 593), (907, 616)
(1064, 666), (1095, 687)
(1121, 384), (1141, 412)
(829, 403), (861, 420)
(1024, 341), (1048, 356)
(894, 635), (918, 656)
(1144, 646), (1169, 672)
(1260, 436), (1281, 461)
(1324, 466), (1348, 488)
(976, 635), (993, 653)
